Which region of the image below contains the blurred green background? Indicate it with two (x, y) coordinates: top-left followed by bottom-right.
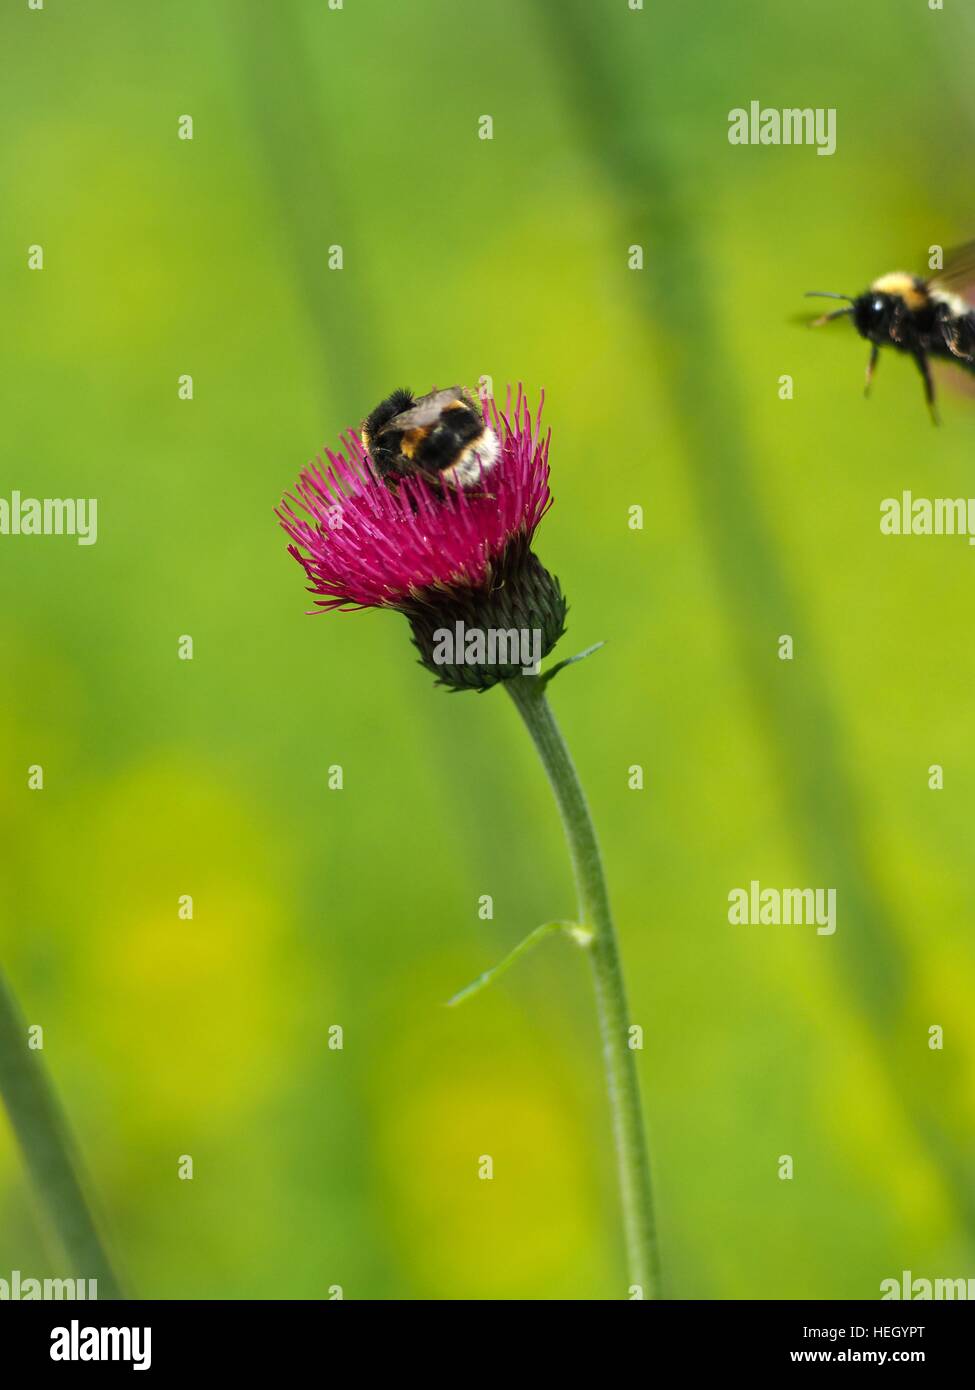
(1, 0), (973, 1300)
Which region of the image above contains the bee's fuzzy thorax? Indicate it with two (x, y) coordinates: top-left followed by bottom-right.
(871, 271), (928, 311)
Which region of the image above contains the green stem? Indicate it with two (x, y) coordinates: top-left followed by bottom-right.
(505, 674), (661, 1298)
(0, 967), (123, 1298)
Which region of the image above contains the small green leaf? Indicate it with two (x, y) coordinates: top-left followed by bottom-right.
(446, 921), (577, 1007)
(539, 640), (606, 689)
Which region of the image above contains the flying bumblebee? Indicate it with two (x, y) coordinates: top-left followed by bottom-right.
(806, 241), (975, 422)
(360, 386), (500, 489)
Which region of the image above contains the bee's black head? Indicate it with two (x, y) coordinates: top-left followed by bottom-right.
(852, 291), (897, 343)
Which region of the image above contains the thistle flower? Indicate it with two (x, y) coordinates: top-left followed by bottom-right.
(278, 387), (566, 689)
(276, 384), (661, 1297)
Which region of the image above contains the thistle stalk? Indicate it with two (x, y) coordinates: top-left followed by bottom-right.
(505, 673), (661, 1298)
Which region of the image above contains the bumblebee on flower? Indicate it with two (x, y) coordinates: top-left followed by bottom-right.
(278, 385), (566, 690)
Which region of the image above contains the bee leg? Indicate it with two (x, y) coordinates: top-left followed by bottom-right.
(864, 344), (879, 397)
(913, 351), (939, 425)
(942, 321), (975, 363)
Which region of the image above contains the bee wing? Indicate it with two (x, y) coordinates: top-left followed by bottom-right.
(378, 386), (467, 434)
(927, 240), (975, 304)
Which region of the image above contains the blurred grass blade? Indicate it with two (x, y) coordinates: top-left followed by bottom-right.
(0, 968), (123, 1297)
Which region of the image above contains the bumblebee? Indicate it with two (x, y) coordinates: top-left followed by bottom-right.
(360, 386), (500, 489)
(807, 241), (975, 422)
